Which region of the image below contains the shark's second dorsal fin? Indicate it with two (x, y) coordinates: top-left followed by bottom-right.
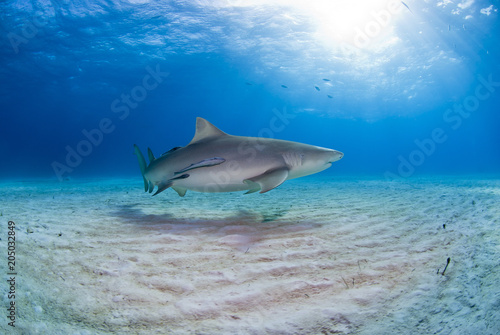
(147, 147), (156, 163)
(188, 117), (227, 145)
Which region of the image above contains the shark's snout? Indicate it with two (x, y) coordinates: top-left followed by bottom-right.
(329, 150), (344, 163)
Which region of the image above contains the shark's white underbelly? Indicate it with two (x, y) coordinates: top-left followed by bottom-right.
(173, 161), (277, 193)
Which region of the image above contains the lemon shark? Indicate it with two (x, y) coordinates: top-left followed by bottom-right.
(134, 117), (343, 196)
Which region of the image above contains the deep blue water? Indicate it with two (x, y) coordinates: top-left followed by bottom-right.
(1, 0), (499, 181)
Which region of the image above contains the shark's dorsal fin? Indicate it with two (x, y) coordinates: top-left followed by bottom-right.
(188, 117), (227, 145)
(147, 147), (156, 163)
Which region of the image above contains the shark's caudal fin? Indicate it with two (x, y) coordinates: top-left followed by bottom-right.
(133, 144), (148, 192)
(134, 144), (188, 196)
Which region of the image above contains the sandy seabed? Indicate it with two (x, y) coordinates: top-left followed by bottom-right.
(0, 175), (499, 335)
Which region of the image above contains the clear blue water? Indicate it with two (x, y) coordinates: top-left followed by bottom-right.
(1, 0), (499, 181)
(1, 3), (500, 333)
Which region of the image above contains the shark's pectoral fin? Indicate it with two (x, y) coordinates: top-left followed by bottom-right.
(172, 186), (187, 197)
(175, 157), (226, 174)
(243, 180), (261, 194)
(244, 168), (289, 194)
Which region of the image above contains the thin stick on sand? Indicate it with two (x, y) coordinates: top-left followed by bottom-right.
(341, 276), (349, 289)
(441, 258), (451, 276)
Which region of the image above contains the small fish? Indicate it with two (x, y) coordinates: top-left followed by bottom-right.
(245, 82), (253, 86)
(150, 15), (162, 20)
(401, 1), (412, 14)
(322, 78), (331, 81)
(327, 95), (333, 99)
(314, 86), (320, 91)
(281, 85), (288, 88)
(448, 24), (451, 31)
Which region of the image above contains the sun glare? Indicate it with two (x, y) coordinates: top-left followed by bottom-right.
(300, 0), (405, 49)
(217, 0), (406, 50)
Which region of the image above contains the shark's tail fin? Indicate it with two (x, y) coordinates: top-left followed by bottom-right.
(134, 144), (148, 192)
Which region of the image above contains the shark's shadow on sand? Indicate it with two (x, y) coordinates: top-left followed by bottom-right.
(110, 203), (321, 250)
(111, 203), (290, 226)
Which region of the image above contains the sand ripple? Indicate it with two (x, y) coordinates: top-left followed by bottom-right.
(1, 176), (499, 334)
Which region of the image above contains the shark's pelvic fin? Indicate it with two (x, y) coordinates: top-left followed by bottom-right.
(244, 168), (289, 194)
(175, 157), (226, 175)
(188, 117), (228, 145)
(133, 144), (148, 192)
(147, 147), (156, 163)
(172, 186), (187, 197)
